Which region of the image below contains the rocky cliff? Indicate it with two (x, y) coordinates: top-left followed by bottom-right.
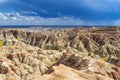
(0, 27), (119, 80)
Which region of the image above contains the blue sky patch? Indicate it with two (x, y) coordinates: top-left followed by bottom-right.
(0, 0), (120, 25)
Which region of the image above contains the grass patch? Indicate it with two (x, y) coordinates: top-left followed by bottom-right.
(17, 37), (22, 41)
(102, 57), (108, 62)
(0, 40), (4, 47)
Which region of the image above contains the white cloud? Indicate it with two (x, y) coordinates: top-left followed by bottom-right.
(22, 11), (38, 15)
(0, 12), (84, 25)
(112, 19), (120, 25)
(10, 12), (35, 21)
(33, 16), (84, 25)
(0, 13), (7, 20)
(57, 12), (62, 16)
(11, 17), (17, 20)
(39, 9), (49, 14)
(1, 12), (120, 26)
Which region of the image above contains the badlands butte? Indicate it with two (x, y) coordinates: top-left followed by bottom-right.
(0, 26), (119, 80)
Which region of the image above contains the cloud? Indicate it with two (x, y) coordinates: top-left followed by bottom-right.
(22, 11), (38, 15)
(1, 12), (120, 26)
(1, 11), (120, 26)
(1, 0), (120, 21)
(39, 9), (49, 14)
(0, 12), (84, 25)
(11, 17), (17, 20)
(112, 19), (120, 25)
(0, 13), (7, 20)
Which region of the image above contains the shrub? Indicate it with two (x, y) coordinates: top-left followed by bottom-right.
(88, 51), (92, 56)
(102, 57), (108, 62)
(17, 37), (22, 41)
(0, 40), (4, 47)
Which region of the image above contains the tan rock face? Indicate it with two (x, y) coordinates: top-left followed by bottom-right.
(38, 64), (113, 80)
(7, 27), (120, 66)
(0, 42), (63, 80)
(53, 53), (120, 80)
(0, 27), (119, 80)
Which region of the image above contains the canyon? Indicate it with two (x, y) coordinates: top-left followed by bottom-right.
(0, 27), (120, 80)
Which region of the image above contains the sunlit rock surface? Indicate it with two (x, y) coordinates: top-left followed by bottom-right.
(0, 27), (119, 80)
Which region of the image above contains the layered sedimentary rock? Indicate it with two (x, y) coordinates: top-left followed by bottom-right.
(0, 42), (63, 80)
(0, 27), (119, 80)
(7, 27), (120, 66)
(53, 53), (120, 80)
(38, 64), (113, 80)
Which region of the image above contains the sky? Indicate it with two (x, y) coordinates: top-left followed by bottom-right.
(0, 0), (120, 25)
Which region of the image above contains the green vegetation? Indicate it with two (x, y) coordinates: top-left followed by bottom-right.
(102, 57), (108, 62)
(0, 40), (4, 47)
(88, 51), (92, 56)
(17, 37), (22, 41)
(0, 28), (4, 30)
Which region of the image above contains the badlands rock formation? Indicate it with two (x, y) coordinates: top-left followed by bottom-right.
(0, 26), (119, 80)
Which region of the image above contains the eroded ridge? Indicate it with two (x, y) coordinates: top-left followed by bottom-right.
(0, 27), (119, 80)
